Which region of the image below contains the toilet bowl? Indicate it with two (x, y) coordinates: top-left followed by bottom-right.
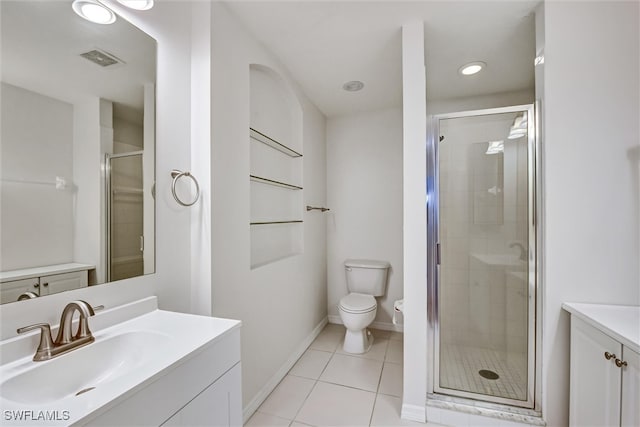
(338, 293), (377, 353)
(337, 259), (389, 354)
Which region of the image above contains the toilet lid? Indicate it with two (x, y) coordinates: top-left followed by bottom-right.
(339, 293), (376, 313)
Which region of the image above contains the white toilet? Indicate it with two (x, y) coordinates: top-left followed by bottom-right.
(338, 259), (390, 354)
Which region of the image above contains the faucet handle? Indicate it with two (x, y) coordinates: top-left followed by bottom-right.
(17, 323), (55, 361)
(17, 323), (51, 335)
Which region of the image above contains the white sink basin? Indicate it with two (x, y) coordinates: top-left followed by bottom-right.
(1, 331), (168, 404)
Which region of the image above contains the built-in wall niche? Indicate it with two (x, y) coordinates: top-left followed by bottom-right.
(249, 64), (303, 269)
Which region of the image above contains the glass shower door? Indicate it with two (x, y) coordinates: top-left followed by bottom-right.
(432, 105), (536, 408)
(106, 152), (144, 282)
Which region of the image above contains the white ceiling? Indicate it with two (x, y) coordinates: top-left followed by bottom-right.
(226, 1), (538, 117)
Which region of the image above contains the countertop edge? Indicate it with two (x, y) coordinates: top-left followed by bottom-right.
(562, 302), (640, 353)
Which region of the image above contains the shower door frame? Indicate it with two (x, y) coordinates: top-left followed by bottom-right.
(426, 104), (542, 412)
(105, 151), (145, 283)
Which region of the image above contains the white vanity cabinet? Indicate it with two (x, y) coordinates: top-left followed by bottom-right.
(38, 271), (89, 296)
(0, 263), (93, 303)
(86, 320), (242, 427)
(620, 346), (640, 426)
(0, 277), (39, 303)
(162, 364), (242, 426)
(564, 303), (640, 427)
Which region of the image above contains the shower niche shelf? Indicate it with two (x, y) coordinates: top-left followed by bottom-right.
(250, 174), (302, 191)
(249, 126), (303, 268)
(250, 220), (303, 225)
(250, 127), (302, 157)
(249, 65), (304, 269)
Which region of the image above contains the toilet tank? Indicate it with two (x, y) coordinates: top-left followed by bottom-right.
(344, 259), (390, 297)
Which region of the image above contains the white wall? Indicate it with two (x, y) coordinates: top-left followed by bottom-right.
(0, 1), (199, 338)
(401, 20), (428, 423)
(72, 98), (105, 282)
(326, 107), (403, 327)
(189, 1), (212, 316)
(210, 2), (327, 413)
(542, 2), (640, 425)
(0, 83), (74, 271)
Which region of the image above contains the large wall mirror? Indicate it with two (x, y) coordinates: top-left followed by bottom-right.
(0, 1), (156, 304)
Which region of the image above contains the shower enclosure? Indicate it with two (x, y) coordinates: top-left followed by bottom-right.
(106, 152), (145, 282)
(427, 105), (540, 410)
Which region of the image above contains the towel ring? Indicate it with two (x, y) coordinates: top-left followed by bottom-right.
(171, 170), (200, 207)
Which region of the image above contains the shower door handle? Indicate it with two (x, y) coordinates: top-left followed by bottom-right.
(436, 243), (441, 265)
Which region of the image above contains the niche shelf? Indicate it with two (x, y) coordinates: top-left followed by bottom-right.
(248, 65), (304, 270)
(250, 220), (303, 225)
(249, 174), (302, 191)
(250, 127), (302, 158)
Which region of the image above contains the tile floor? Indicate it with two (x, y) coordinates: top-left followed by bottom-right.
(245, 324), (427, 427)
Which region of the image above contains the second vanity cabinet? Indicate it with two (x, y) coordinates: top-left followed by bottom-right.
(0, 263), (93, 303)
(564, 303), (640, 427)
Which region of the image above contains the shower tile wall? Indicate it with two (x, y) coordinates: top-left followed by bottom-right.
(439, 114), (528, 355)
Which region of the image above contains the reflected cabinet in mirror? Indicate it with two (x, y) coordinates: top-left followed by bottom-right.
(0, 1), (156, 304)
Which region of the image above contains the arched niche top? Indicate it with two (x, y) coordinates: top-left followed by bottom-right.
(249, 63), (303, 153)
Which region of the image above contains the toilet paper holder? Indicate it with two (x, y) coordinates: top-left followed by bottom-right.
(393, 299), (404, 325)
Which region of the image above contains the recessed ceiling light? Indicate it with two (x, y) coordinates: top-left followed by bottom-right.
(72, 0), (116, 24)
(342, 81), (364, 92)
(459, 61), (486, 76)
(117, 0), (154, 10)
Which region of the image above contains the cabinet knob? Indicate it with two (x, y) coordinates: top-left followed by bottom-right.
(604, 351), (616, 360)
(615, 359), (628, 368)
(42, 282), (48, 287)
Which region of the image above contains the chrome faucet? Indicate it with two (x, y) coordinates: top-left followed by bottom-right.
(17, 300), (97, 361)
(509, 242), (527, 261)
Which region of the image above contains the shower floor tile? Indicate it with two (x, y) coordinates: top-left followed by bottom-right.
(439, 343), (527, 401)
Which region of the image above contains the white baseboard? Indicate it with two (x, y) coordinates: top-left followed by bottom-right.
(328, 314), (404, 333)
(242, 316), (328, 423)
(401, 403), (426, 423)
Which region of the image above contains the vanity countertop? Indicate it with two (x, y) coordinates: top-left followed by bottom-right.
(562, 302), (640, 353)
(0, 263), (96, 283)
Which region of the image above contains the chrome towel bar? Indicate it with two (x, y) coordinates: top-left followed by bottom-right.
(306, 205), (330, 212)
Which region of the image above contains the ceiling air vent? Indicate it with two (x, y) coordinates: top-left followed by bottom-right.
(80, 49), (122, 67)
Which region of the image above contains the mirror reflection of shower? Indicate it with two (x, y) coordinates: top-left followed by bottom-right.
(107, 152), (144, 282)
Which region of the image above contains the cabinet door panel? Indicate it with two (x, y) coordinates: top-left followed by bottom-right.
(570, 317), (622, 427)
(39, 271), (87, 296)
(621, 346), (640, 427)
(162, 364), (242, 427)
(0, 278), (39, 303)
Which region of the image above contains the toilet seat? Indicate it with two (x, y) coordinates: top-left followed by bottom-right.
(339, 293), (376, 314)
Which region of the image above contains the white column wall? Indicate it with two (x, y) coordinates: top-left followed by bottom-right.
(401, 20), (428, 423)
